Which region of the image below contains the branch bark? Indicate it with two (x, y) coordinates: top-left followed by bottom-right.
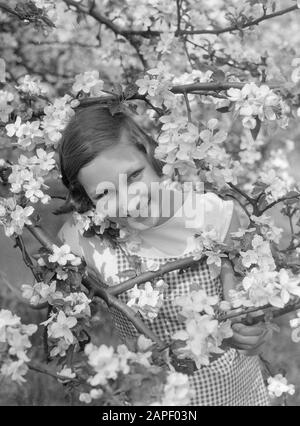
(63, 0), (147, 68)
(108, 255), (206, 296)
(219, 299), (300, 325)
(59, 4), (298, 38)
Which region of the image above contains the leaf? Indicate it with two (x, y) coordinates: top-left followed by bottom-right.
(44, 270), (56, 284)
(284, 191), (300, 199)
(208, 262), (221, 279)
(211, 69), (226, 82)
(123, 83), (139, 99)
(111, 83), (123, 96)
(68, 270), (82, 289)
(251, 181), (268, 197)
(120, 102), (138, 115)
(216, 106), (230, 113)
(250, 116), (261, 141)
(257, 193), (269, 211)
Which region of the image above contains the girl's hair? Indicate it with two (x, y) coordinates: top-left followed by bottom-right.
(59, 101), (163, 213)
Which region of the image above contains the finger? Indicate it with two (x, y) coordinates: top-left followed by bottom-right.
(230, 331), (264, 347)
(227, 338), (265, 352)
(227, 341), (253, 351)
(231, 323), (266, 337)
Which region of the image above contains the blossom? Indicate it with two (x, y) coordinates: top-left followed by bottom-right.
(6, 118), (43, 150)
(154, 372), (192, 406)
(174, 289), (219, 316)
(85, 343), (120, 386)
(63, 292), (91, 318)
(57, 367), (76, 382)
(21, 280), (63, 306)
(32, 149), (56, 174)
(172, 314), (232, 368)
(227, 83), (289, 130)
(49, 338), (70, 358)
(240, 235), (275, 271)
(24, 178), (50, 204)
(48, 244), (81, 266)
(250, 215), (282, 243)
(79, 388), (103, 404)
(47, 311), (77, 344)
(5, 205), (34, 237)
(1, 360), (29, 384)
(42, 95), (79, 146)
(267, 374), (295, 398)
(16, 74), (48, 96)
(72, 71), (105, 95)
(0, 309), (21, 341)
(127, 281), (165, 320)
(0, 309), (37, 383)
(79, 393), (92, 404)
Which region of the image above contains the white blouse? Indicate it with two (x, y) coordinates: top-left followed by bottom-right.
(58, 191), (234, 273)
(123, 191), (234, 258)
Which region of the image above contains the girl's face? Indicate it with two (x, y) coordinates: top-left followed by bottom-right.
(78, 138), (162, 230)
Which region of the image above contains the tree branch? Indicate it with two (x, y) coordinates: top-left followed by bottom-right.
(176, 0), (183, 33)
(58, 4), (299, 38)
(77, 80), (281, 112)
(108, 256), (206, 296)
(219, 298), (300, 325)
(176, 5), (299, 36)
(63, 0), (147, 68)
(259, 194), (300, 214)
(0, 2), (22, 19)
(0, 1), (55, 27)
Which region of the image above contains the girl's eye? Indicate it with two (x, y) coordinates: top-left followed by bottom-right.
(129, 169), (143, 181)
(95, 188), (108, 200)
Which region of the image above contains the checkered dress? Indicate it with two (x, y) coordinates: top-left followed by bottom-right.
(108, 244), (270, 407)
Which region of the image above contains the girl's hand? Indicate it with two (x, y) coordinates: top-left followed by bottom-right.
(226, 322), (272, 355)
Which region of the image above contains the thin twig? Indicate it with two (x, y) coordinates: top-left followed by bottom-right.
(57, 4), (298, 38)
(176, 5), (299, 36)
(228, 183), (255, 205)
(176, 0), (182, 33)
(28, 363), (80, 383)
(224, 193), (251, 219)
(260, 194), (300, 214)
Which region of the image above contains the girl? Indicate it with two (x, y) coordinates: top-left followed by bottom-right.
(58, 102), (270, 406)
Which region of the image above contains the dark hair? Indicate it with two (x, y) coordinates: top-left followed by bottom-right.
(58, 101), (163, 213)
